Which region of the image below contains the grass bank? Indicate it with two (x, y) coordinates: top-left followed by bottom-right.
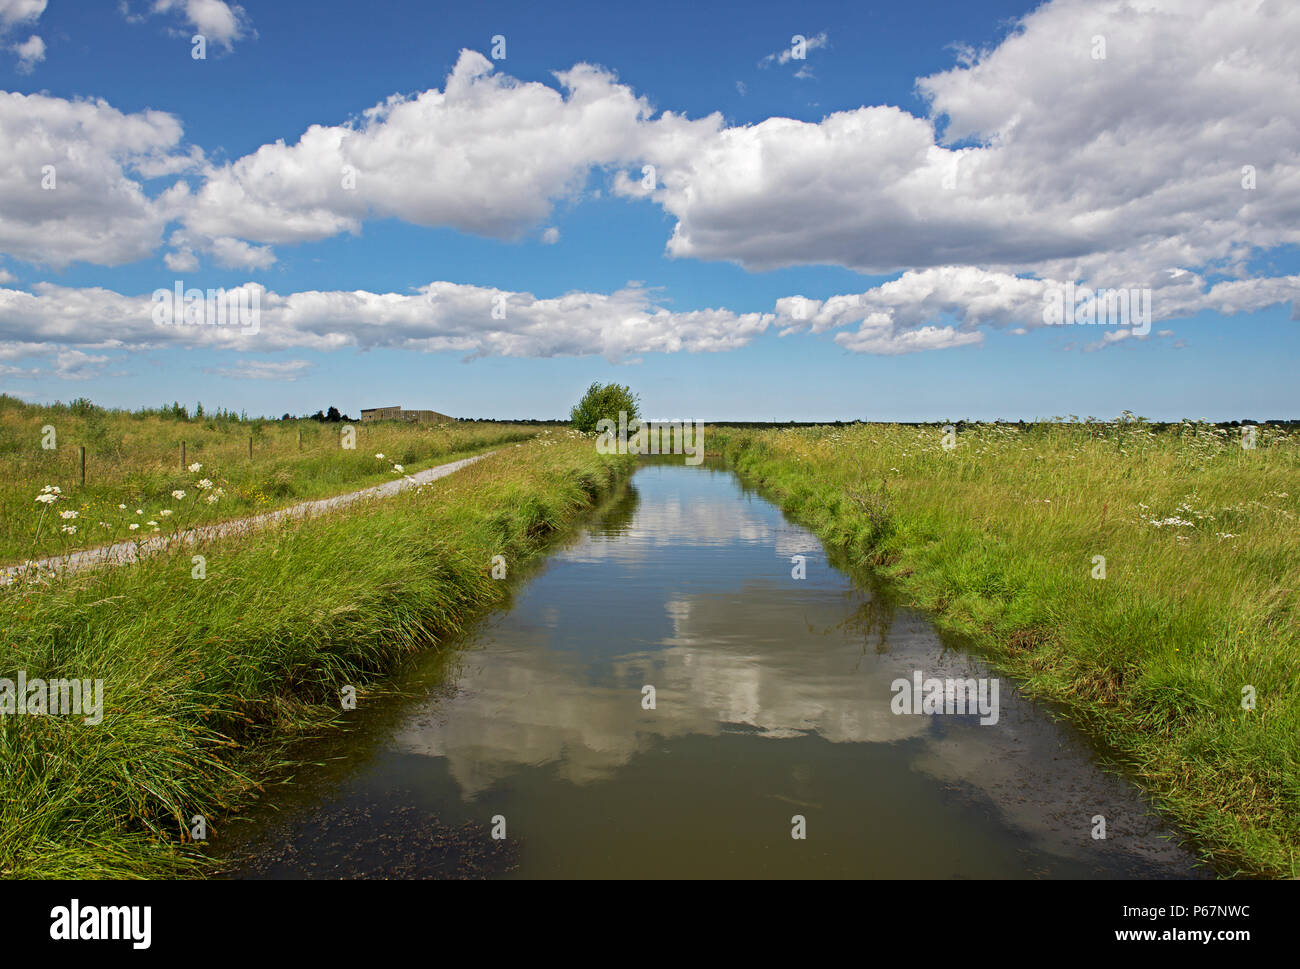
(0, 394), (538, 565)
(716, 420), (1300, 878)
(0, 434), (631, 879)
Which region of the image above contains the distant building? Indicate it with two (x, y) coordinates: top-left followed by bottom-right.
(360, 406), (453, 424)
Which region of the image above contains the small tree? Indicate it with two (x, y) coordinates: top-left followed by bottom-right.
(570, 382), (640, 433)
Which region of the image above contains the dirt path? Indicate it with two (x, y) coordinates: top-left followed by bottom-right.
(1, 450), (494, 586)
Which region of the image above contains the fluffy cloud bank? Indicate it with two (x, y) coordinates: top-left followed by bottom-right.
(159, 0), (1300, 345)
(0, 0), (1297, 355)
(145, 0), (1297, 291)
(0, 281), (773, 363)
(645, 0), (1300, 290)
(776, 266), (1300, 354)
(8, 266), (1289, 364)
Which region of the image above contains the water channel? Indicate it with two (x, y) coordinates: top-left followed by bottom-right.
(220, 462), (1203, 879)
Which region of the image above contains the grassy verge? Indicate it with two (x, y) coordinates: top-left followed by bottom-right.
(0, 434), (631, 879)
(715, 420), (1300, 878)
(0, 394), (541, 565)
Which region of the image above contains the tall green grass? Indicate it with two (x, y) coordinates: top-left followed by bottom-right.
(0, 434), (631, 879)
(717, 419), (1300, 878)
(0, 394), (539, 564)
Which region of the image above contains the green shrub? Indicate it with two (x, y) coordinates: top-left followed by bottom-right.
(569, 382), (640, 433)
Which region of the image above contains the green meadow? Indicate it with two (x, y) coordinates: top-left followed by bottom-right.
(0, 394), (538, 566)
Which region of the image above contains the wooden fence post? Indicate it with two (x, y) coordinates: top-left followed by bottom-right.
(181, 441), (186, 470)
(249, 435), (254, 461)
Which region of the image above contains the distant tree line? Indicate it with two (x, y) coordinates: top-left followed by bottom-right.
(456, 417), (568, 425)
(11, 396), (1300, 430)
(281, 405), (356, 423)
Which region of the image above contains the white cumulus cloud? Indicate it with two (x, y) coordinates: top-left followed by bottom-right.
(171, 50), (716, 266)
(0, 0), (45, 28)
(131, 0), (253, 50)
(11, 33), (42, 71)
(0, 92), (200, 267)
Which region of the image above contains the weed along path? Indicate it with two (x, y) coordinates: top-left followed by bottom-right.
(1, 451), (494, 586)
(217, 462), (1206, 879)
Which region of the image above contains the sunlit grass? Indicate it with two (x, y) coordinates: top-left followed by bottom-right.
(0, 394), (542, 565)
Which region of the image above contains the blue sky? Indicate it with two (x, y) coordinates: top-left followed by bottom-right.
(0, 0), (1296, 420)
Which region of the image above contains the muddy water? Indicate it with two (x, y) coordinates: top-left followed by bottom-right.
(220, 462), (1204, 879)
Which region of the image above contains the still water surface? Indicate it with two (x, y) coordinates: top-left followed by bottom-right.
(223, 463), (1202, 878)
